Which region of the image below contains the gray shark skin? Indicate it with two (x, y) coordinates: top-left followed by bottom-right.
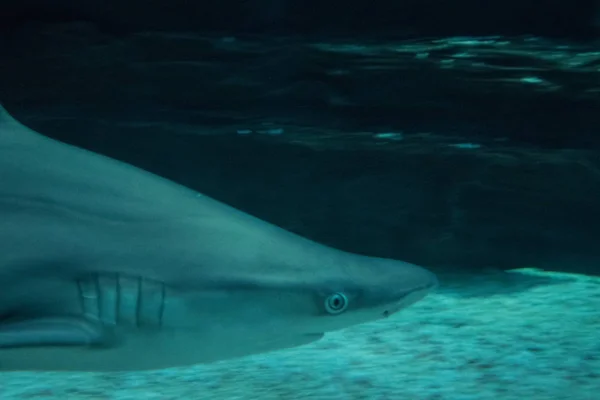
(0, 105), (437, 372)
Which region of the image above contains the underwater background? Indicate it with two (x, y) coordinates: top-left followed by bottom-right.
(1, 0), (599, 398)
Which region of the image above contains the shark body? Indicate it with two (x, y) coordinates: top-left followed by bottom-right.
(0, 105), (437, 371)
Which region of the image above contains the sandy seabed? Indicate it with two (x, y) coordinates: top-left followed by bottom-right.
(1, 268), (598, 400)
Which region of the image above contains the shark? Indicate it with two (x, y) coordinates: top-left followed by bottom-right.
(0, 104), (437, 371)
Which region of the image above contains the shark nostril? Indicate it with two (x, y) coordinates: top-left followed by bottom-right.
(382, 302), (403, 318)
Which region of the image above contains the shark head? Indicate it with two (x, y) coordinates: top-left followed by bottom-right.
(180, 252), (438, 335)
(144, 228), (439, 365)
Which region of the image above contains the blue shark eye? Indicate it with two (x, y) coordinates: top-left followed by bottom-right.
(324, 292), (349, 314)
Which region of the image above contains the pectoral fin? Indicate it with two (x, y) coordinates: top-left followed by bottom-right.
(0, 317), (115, 348)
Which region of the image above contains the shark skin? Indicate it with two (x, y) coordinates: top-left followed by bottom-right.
(0, 105), (438, 371)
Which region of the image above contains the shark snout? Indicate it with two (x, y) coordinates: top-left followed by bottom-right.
(419, 266), (439, 290)
(381, 262), (438, 317)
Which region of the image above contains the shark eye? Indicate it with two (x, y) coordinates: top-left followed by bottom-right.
(324, 292), (349, 314)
